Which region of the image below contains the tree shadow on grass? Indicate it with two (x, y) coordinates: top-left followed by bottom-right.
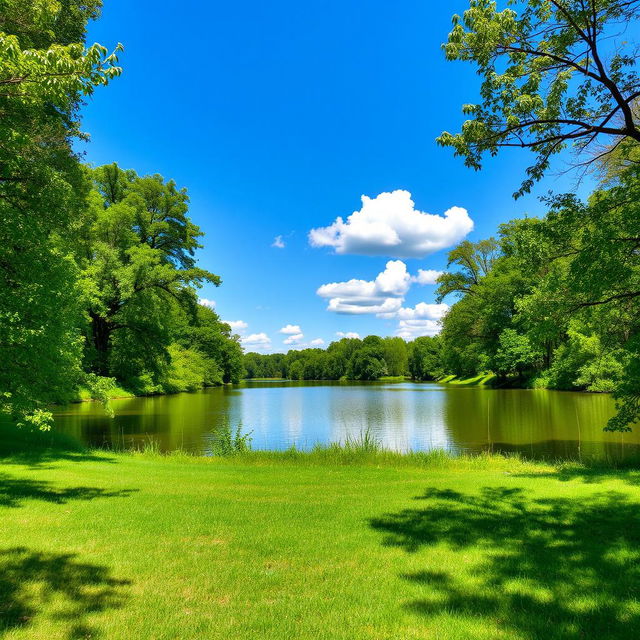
(0, 547), (130, 639)
(0, 424), (116, 468)
(0, 472), (137, 508)
(370, 486), (640, 639)
(514, 464), (640, 486)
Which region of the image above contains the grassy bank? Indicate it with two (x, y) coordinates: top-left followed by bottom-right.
(438, 373), (497, 386)
(1, 436), (640, 639)
(73, 384), (135, 402)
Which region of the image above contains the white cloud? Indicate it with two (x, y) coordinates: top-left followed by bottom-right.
(327, 297), (403, 315)
(317, 260), (412, 315)
(284, 333), (304, 345)
(279, 324), (302, 335)
(309, 190), (473, 258)
(396, 302), (449, 321)
(397, 319), (442, 339)
(272, 235), (285, 249)
(394, 302), (450, 339)
(224, 320), (248, 333)
(336, 331), (360, 339)
(310, 338), (325, 346)
(198, 298), (216, 309)
(411, 269), (443, 285)
(241, 333), (271, 350)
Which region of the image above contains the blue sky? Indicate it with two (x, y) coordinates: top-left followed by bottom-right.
(79, 0), (591, 352)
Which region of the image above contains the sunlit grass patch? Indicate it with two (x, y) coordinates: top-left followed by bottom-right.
(1, 435), (639, 639)
(438, 373), (497, 386)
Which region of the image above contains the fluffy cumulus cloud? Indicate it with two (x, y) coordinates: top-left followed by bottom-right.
(336, 331), (360, 339)
(272, 235), (285, 249)
(396, 302), (449, 321)
(198, 298), (216, 309)
(317, 260), (412, 315)
(394, 302), (450, 339)
(411, 269), (443, 285)
(241, 333), (271, 350)
(310, 338), (325, 346)
(224, 320), (248, 333)
(309, 190), (473, 258)
(279, 324), (302, 335)
(284, 333), (304, 345)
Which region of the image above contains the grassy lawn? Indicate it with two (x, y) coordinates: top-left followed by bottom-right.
(1, 441), (640, 639)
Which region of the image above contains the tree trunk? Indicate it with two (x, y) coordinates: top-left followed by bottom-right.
(89, 311), (112, 377)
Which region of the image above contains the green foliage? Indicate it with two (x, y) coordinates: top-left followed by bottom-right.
(346, 348), (388, 381)
(436, 165), (640, 430)
(68, 164), (240, 396)
(436, 238), (498, 301)
(83, 373), (117, 417)
(381, 337), (409, 376)
(183, 306), (244, 384)
(0, 0), (120, 427)
(162, 345), (212, 393)
(77, 164), (220, 380)
(243, 352), (286, 379)
(439, 0), (640, 196)
(537, 327), (626, 392)
(1, 2), (242, 425)
(208, 422), (253, 456)
(408, 336), (443, 381)
(494, 329), (542, 377)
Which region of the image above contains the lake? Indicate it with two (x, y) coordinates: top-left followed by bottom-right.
(49, 380), (640, 461)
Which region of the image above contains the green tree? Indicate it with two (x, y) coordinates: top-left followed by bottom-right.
(494, 329), (542, 377)
(436, 239), (499, 301)
(346, 347), (387, 381)
(0, 0), (121, 426)
(381, 337), (409, 376)
(184, 306), (244, 384)
(408, 336), (443, 380)
(438, 0), (640, 196)
(77, 164), (220, 388)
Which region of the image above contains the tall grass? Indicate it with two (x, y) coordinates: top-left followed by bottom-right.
(208, 422), (253, 456)
(342, 428), (381, 452)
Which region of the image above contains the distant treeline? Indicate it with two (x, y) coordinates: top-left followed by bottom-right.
(243, 335), (441, 381)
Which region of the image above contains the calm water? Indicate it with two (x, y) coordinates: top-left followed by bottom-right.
(49, 380), (640, 461)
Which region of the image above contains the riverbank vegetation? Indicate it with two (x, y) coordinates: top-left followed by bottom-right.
(2, 432), (640, 639)
(0, 2), (243, 429)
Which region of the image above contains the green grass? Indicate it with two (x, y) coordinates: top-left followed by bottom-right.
(2, 433), (640, 639)
(378, 375), (410, 382)
(438, 373), (497, 386)
(74, 384), (135, 402)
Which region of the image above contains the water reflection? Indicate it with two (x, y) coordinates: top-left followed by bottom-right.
(48, 381), (640, 461)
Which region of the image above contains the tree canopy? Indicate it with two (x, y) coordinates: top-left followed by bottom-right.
(438, 0), (640, 196)
(0, 0), (121, 427)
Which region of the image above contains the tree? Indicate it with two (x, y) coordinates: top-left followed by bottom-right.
(494, 329), (542, 377)
(347, 347), (387, 381)
(513, 167), (640, 428)
(184, 306), (244, 384)
(0, 1), (121, 427)
(436, 239), (499, 301)
(77, 164), (220, 387)
(381, 337), (409, 376)
(408, 336), (444, 380)
(438, 0), (640, 196)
